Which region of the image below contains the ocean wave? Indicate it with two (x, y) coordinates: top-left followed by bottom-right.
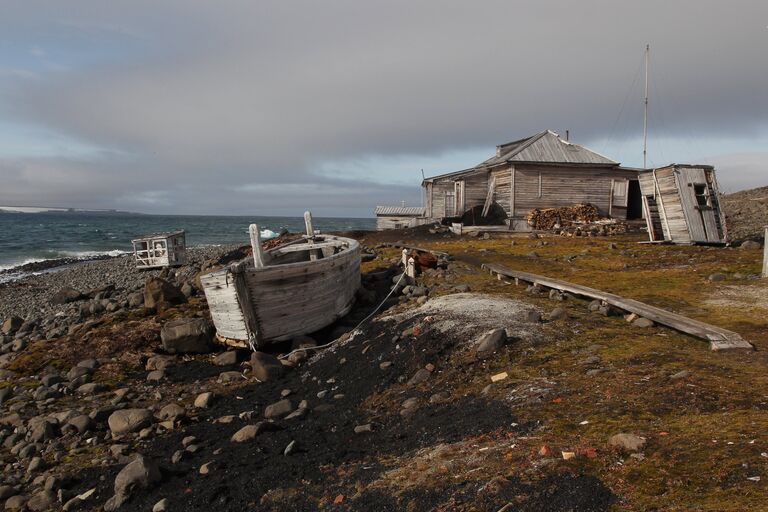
(0, 249), (128, 274)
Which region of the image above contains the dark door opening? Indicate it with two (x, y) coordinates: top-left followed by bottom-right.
(627, 180), (643, 219)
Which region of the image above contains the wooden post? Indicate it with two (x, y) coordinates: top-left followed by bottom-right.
(763, 227), (768, 278)
(406, 257), (416, 282)
(304, 211), (315, 238)
(249, 224), (265, 268)
(402, 249), (409, 267)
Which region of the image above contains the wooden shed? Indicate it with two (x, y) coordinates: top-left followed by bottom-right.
(374, 206), (428, 230)
(638, 165), (727, 243)
(132, 230), (187, 269)
(422, 130), (643, 230)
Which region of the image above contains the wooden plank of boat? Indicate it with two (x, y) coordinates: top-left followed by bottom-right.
(481, 262), (753, 352)
(270, 240), (346, 256)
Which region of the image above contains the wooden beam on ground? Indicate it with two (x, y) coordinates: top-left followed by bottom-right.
(481, 262), (753, 352)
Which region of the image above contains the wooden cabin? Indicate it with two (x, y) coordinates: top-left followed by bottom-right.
(132, 230), (187, 269)
(374, 206), (427, 230)
(638, 165), (727, 243)
(422, 130), (643, 230)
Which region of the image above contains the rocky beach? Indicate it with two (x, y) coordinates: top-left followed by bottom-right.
(1, 227), (767, 511)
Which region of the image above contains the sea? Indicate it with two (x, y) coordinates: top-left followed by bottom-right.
(0, 212), (376, 282)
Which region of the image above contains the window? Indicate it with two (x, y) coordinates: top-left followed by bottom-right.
(693, 184), (709, 207)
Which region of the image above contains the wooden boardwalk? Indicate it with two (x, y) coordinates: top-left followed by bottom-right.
(482, 262), (753, 352)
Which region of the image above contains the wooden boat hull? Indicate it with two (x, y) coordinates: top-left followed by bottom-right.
(201, 235), (360, 348)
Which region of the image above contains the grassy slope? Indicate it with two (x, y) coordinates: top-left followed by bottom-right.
(365, 232), (768, 511)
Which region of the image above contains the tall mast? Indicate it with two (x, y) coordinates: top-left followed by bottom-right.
(643, 44), (649, 169)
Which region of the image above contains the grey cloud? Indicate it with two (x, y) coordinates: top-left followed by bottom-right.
(1, 0), (767, 214)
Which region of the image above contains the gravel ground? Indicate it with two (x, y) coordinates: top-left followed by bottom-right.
(0, 245), (239, 321)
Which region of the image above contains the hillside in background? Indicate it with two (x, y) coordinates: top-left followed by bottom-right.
(721, 185), (768, 241)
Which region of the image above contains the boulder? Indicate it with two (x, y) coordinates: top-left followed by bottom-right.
(108, 409), (153, 436)
(67, 415), (93, 434)
(609, 433), (646, 452)
(143, 277), (186, 311)
(632, 317), (654, 328)
(127, 292), (145, 308)
(104, 455), (162, 511)
(160, 318), (213, 354)
(51, 287), (84, 305)
(250, 352), (284, 382)
(1, 317), (23, 336)
(475, 328), (507, 358)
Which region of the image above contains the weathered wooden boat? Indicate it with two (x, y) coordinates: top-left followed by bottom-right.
(200, 212), (360, 348)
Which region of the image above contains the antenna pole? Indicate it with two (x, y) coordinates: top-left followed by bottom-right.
(643, 44), (649, 169)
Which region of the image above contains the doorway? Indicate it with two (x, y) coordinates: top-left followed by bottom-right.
(627, 180), (643, 219)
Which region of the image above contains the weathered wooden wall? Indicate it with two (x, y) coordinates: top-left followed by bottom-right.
(376, 216), (430, 230)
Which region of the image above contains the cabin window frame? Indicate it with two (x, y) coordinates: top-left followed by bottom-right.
(693, 183), (710, 208)
(444, 189), (456, 217)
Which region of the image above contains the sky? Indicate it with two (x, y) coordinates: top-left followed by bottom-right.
(1, 1), (767, 217)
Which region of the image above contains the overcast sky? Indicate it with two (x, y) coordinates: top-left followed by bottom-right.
(1, 1), (766, 217)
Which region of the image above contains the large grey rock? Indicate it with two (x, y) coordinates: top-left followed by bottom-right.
(28, 419), (58, 443)
(475, 328), (506, 358)
(104, 455), (162, 511)
(50, 287), (84, 305)
(143, 277), (186, 311)
(1, 317), (23, 336)
(194, 392), (215, 409)
(26, 490), (55, 512)
(108, 409), (153, 436)
(160, 318), (213, 354)
(156, 404), (186, 422)
(250, 352), (284, 382)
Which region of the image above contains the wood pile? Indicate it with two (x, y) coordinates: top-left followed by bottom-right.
(527, 203), (600, 230)
(557, 222), (628, 237)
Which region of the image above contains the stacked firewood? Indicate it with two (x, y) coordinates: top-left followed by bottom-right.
(557, 222), (629, 237)
(527, 203), (601, 230)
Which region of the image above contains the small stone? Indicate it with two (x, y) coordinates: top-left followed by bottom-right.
(194, 392), (215, 408)
(153, 498), (169, 512)
(379, 362), (392, 370)
(283, 440), (297, 456)
(199, 462), (213, 475)
(214, 351), (239, 366)
(632, 317), (654, 328)
(280, 389), (292, 398)
(107, 408), (153, 436)
(218, 371), (243, 383)
(525, 310), (542, 323)
(670, 370), (690, 380)
(250, 352), (284, 382)
(407, 369), (431, 386)
(157, 403), (186, 422)
(146, 370), (165, 382)
(354, 423), (373, 434)
(548, 307), (568, 321)
(708, 273), (727, 282)
(609, 433), (647, 452)
(475, 328), (506, 358)
(264, 399), (293, 419)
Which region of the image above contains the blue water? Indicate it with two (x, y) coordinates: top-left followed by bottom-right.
(0, 212), (375, 270)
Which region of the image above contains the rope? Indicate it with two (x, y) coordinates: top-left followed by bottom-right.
(277, 271), (407, 360)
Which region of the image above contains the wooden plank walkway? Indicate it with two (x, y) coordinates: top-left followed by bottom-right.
(482, 262), (753, 352)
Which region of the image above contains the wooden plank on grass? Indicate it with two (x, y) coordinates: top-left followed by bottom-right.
(481, 262), (753, 352)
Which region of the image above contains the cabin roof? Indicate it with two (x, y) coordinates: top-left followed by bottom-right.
(131, 230), (185, 242)
(423, 130), (619, 183)
(375, 206), (426, 216)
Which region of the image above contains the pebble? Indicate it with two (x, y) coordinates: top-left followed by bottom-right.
(354, 423), (373, 434)
(153, 498), (169, 512)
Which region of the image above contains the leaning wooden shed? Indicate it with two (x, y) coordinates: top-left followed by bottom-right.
(132, 230), (186, 269)
(374, 205), (427, 230)
(200, 213), (361, 349)
(638, 165), (728, 243)
(422, 130), (643, 230)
